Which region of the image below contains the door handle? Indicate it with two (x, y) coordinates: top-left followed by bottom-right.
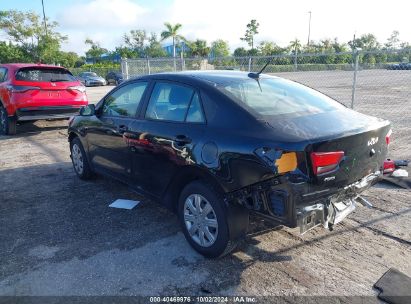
(174, 135), (192, 145)
(118, 125), (128, 134)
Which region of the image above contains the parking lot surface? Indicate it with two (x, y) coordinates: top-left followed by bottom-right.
(0, 73), (410, 298)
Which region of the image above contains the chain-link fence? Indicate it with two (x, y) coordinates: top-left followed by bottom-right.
(70, 66), (121, 77)
(121, 49), (410, 159)
(122, 49), (410, 107)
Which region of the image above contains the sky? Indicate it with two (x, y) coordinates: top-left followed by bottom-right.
(1, 0), (411, 55)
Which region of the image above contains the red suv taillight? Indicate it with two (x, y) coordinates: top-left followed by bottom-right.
(7, 85), (40, 93)
(67, 85), (86, 93)
(385, 129), (392, 145)
(310, 151), (345, 175)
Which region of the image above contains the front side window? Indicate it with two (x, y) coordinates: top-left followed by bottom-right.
(220, 77), (345, 117)
(102, 82), (147, 117)
(15, 67), (76, 82)
(145, 82), (205, 123)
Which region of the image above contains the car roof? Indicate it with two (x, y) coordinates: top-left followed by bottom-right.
(140, 70), (278, 86)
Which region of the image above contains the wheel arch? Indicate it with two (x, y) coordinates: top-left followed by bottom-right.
(161, 165), (227, 212)
(68, 130), (79, 143)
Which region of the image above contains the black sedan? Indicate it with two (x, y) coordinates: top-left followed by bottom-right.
(106, 71), (124, 86)
(68, 71), (391, 258)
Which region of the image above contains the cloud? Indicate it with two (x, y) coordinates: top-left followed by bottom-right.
(58, 0), (147, 29)
(56, 0), (411, 55)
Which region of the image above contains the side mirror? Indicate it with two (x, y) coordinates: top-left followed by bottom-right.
(80, 104), (95, 116)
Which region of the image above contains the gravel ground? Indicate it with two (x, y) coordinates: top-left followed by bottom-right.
(0, 71), (410, 300)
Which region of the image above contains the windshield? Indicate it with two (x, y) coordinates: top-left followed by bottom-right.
(83, 72), (98, 77)
(220, 77), (345, 117)
(15, 67), (76, 82)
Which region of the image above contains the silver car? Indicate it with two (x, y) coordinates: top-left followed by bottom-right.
(77, 72), (107, 87)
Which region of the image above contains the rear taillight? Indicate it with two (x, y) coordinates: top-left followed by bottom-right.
(7, 85), (40, 93)
(67, 85), (86, 93)
(385, 129), (392, 145)
(383, 159), (395, 174)
(310, 151), (344, 175)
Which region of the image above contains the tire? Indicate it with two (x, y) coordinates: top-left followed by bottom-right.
(178, 181), (240, 258)
(0, 105), (16, 135)
(70, 137), (94, 180)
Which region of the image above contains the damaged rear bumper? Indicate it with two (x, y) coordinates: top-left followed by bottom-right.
(298, 171), (381, 233)
(227, 170), (382, 234)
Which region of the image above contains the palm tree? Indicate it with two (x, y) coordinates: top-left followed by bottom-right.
(160, 22), (185, 58)
(189, 39), (210, 57)
(289, 38), (302, 54)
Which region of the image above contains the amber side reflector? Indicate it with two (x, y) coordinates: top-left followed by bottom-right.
(275, 152), (298, 173)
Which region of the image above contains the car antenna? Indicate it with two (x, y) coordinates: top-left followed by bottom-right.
(248, 58), (272, 92)
(248, 58), (272, 79)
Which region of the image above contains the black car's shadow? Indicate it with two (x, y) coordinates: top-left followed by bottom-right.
(2, 161), (410, 297)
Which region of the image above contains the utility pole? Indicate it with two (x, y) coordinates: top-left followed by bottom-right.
(307, 11), (312, 46)
(41, 0), (48, 36)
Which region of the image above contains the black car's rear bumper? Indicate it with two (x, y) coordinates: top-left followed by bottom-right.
(227, 170), (382, 233)
(16, 106), (83, 121)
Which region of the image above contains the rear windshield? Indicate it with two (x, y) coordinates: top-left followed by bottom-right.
(15, 67), (76, 82)
(219, 77), (345, 117)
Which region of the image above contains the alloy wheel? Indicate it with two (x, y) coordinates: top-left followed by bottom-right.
(72, 143), (84, 175)
(183, 194), (218, 247)
(0, 107), (6, 134)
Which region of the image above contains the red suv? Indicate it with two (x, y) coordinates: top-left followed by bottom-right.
(0, 63), (88, 135)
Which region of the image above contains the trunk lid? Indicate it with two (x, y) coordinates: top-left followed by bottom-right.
(265, 109), (391, 186)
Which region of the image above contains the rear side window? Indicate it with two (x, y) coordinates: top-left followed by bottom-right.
(15, 67), (76, 82)
(102, 82), (148, 117)
(221, 77), (345, 117)
(145, 82), (204, 123)
(186, 93), (205, 123)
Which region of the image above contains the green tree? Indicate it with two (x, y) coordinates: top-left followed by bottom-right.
(240, 19), (259, 50)
(258, 41), (285, 56)
(0, 10), (67, 62)
(160, 22), (185, 58)
(145, 33), (167, 57)
(123, 29), (147, 56)
(188, 39), (210, 57)
(113, 46), (138, 59)
(233, 47), (248, 57)
(210, 39), (230, 57)
(0, 41), (27, 63)
(348, 33), (380, 51)
(289, 38), (302, 54)
(57, 51), (80, 68)
(84, 38), (108, 60)
(385, 30), (400, 49)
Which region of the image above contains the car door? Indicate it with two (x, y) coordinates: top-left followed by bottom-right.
(86, 81), (149, 181)
(126, 80), (206, 197)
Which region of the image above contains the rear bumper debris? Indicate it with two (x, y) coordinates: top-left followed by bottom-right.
(227, 171), (382, 234)
(297, 171), (381, 234)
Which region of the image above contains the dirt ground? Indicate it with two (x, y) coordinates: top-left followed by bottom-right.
(0, 71), (410, 300)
